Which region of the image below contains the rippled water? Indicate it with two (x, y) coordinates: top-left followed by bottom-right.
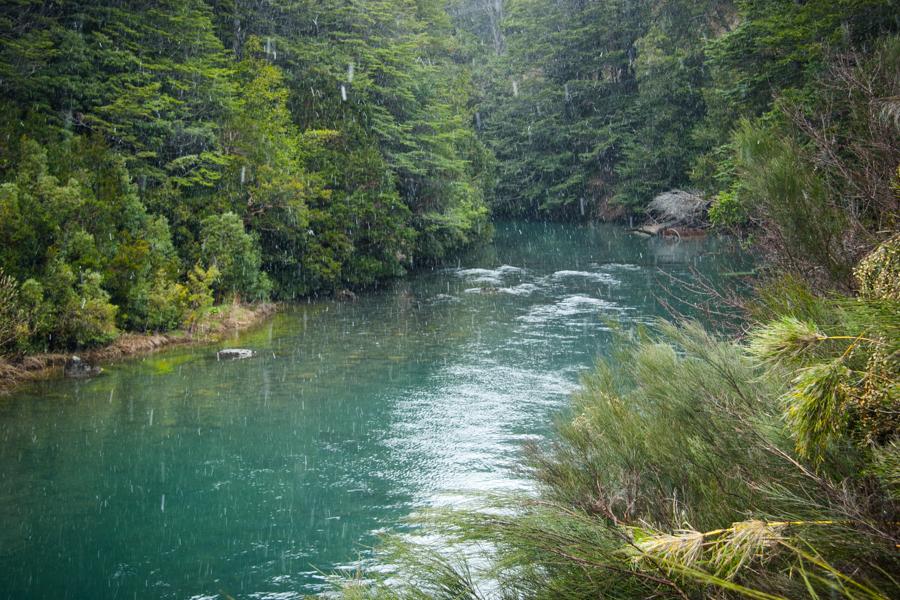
(0, 222), (749, 599)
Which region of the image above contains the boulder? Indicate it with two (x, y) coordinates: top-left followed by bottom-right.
(64, 356), (102, 378)
(216, 348), (255, 360)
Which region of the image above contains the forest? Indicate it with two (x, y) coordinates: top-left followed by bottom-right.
(0, 1), (898, 599)
(1, 0), (897, 353)
(0, 0), (493, 352)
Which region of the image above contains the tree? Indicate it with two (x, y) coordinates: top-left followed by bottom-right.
(199, 212), (269, 301)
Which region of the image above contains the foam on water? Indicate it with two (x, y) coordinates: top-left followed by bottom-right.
(518, 295), (626, 325)
(550, 270), (619, 284)
(497, 283), (539, 296)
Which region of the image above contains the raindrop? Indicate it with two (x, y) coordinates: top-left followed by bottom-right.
(340, 85), (347, 102)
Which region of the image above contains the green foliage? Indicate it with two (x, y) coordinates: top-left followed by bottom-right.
(48, 265), (119, 349)
(534, 322), (790, 529)
(199, 212), (269, 301)
(706, 30), (898, 288)
(709, 188), (750, 228)
(264, 0), (492, 266)
(702, 0), (896, 136)
(471, 0), (651, 218)
(345, 319), (899, 599)
(142, 271), (189, 332)
(0, 0), (493, 352)
(748, 317), (828, 366)
(733, 122), (852, 286)
(749, 290), (899, 463)
(0, 268), (21, 354)
(855, 235), (900, 301)
(784, 360), (856, 462)
(184, 264), (220, 331)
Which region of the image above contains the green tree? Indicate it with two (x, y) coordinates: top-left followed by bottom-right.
(199, 212), (269, 301)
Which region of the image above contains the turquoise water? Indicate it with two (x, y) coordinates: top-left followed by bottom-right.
(0, 222), (749, 599)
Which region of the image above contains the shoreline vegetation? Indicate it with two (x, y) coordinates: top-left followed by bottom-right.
(0, 301), (276, 395)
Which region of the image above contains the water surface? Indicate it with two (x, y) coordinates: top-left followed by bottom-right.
(0, 222), (748, 598)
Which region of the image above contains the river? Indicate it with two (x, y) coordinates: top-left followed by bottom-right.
(0, 222), (749, 599)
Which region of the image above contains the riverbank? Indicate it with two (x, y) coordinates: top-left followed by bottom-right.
(0, 301), (277, 395)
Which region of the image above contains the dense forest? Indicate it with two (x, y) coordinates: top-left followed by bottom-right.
(0, 1), (898, 597)
(457, 0), (897, 239)
(1, 0), (897, 354)
(0, 0), (492, 353)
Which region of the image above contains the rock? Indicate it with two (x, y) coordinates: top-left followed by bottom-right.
(64, 356), (102, 378)
(336, 289), (358, 302)
(216, 348), (255, 360)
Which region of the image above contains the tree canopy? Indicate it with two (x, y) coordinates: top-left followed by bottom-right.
(0, 0), (490, 351)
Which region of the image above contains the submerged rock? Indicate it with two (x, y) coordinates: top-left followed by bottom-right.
(216, 348), (255, 360)
(64, 356), (102, 378)
(336, 289), (358, 302)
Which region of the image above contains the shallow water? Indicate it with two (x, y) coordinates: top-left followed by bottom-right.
(0, 222), (749, 599)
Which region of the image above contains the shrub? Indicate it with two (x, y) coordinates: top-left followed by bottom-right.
(16, 278), (52, 352)
(0, 268), (21, 354)
(61, 271), (118, 348)
(749, 299), (899, 462)
(734, 122), (851, 288)
(346, 320), (899, 600)
(142, 271), (189, 332)
(184, 264), (220, 331)
(855, 234), (900, 301)
(708, 187), (750, 228)
(199, 212), (270, 301)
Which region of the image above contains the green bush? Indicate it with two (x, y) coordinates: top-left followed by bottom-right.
(128, 271), (188, 332)
(183, 264), (220, 331)
(54, 269), (119, 349)
(708, 187), (750, 228)
(15, 278), (52, 352)
(734, 122), (851, 287)
(0, 268), (21, 355)
(199, 212), (270, 302)
(347, 319), (899, 600)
